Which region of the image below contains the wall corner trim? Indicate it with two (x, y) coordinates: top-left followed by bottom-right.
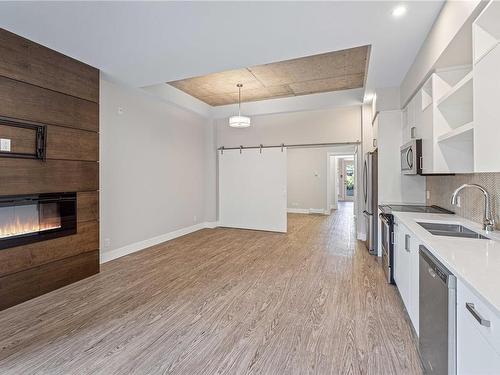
(100, 221), (219, 263)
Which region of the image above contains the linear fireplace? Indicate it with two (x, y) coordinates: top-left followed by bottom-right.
(0, 192), (76, 250)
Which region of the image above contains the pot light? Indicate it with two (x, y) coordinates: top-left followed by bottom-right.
(392, 5), (407, 18)
(229, 83), (251, 128)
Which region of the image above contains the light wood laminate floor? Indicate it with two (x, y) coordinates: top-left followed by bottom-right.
(0, 202), (422, 374)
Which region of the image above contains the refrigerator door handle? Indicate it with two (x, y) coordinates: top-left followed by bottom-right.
(363, 161), (367, 204)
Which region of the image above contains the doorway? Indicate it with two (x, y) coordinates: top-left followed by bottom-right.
(339, 158), (355, 201)
(326, 152), (357, 216)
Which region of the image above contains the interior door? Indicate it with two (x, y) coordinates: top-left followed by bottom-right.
(219, 147), (287, 233)
(343, 160), (355, 201)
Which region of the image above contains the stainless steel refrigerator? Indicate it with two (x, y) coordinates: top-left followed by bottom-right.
(362, 150), (378, 255)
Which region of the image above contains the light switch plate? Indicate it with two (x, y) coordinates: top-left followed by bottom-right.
(0, 138), (11, 152)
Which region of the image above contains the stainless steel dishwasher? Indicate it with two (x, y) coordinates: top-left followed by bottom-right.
(419, 245), (456, 375)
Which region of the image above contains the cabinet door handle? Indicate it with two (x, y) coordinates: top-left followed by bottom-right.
(405, 234), (410, 252)
(466, 303), (491, 327)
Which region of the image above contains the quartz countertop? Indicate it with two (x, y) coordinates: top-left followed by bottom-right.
(392, 211), (500, 315)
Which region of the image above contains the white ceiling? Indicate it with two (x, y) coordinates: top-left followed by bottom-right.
(0, 1), (443, 92)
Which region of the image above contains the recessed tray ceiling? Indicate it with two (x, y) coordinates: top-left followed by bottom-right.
(168, 45), (370, 106)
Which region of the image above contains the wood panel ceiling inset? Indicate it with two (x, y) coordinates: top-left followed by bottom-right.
(168, 45), (370, 106)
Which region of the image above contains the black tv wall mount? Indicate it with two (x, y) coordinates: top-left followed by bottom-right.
(0, 116), (46, 160)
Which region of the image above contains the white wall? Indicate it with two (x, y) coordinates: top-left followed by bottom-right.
(375, 87), (401, 112)
(216, 106), (361, 148)
(287, 145), (355, 214)
(100, 78), (216, 261)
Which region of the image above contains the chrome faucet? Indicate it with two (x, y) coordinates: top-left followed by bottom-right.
(451, 184), (495, 232)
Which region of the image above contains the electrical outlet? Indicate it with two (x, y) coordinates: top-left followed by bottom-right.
(0, 138), (11, 152)
(103, 238), (111, 248)
(456, 196), (461, 208)
(426, 190), (430, 199)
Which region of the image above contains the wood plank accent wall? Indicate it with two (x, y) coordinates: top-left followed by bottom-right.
(0, 28), (100, 311)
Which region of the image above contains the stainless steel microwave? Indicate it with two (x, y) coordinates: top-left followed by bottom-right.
(400, 139), (422, 175)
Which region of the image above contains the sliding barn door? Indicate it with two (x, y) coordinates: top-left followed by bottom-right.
(219, 147), (287, 233)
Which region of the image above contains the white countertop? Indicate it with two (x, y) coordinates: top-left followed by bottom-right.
(392, 211), (500, 315)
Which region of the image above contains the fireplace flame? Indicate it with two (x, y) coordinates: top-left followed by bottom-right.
(0, 215), (61, 239)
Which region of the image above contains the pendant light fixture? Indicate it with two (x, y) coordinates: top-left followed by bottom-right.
(229, 83), (251, 128)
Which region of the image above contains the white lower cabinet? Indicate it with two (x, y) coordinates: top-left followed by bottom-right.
(393, 218), (500, 373)
(457, 279), (500, 374)
(394, 220), (419, 335)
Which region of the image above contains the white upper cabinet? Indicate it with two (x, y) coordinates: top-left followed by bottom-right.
(402, 95), (419, 144)
(433, 66), (474, 173)
(406, 66), (474, 174)
(400, 0), (500, 174)
(473, 0), (500, 172)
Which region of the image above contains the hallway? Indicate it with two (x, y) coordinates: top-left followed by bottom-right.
(0, 204), (422, 374)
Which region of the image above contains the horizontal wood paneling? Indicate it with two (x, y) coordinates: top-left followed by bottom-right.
(77, 191), (99, 223)
(0, 123), (98, 161)
(0, 221), (98, 277)
(0, 159), (98, 195)
(0, 76), (98, 132)
(0, 29), (99, 103)
(46, 125), (99, 161)
(0, 250), (99, 310)
(0, 28), (99, 310)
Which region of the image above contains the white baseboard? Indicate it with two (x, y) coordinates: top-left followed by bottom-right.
(204, 221), (220, 229)
(309, 208), (328, 215)
(100, 221), (218, 263)
(287, 208), (329, 215)
(287, 208), (309, 214)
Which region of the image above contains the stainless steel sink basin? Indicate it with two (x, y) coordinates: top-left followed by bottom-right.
(417, 222), (489, 239)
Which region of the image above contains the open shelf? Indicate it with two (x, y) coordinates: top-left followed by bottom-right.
(436, 71), (473, 108)
(474, 0), (500, 64)
(436, 71), (473, 130)
(437, 122), (473, 143)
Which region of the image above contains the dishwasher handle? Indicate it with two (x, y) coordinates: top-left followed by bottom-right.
(466, 303), (491, 327)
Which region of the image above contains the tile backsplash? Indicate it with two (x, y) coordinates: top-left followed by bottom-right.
(426, 173), (500, 230)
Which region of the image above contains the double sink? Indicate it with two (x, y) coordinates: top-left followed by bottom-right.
(417, 222), (489, 240)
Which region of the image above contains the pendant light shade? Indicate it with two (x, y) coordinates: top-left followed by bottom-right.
(229, 83), (251, 128)
(229, 115), (251, 128)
